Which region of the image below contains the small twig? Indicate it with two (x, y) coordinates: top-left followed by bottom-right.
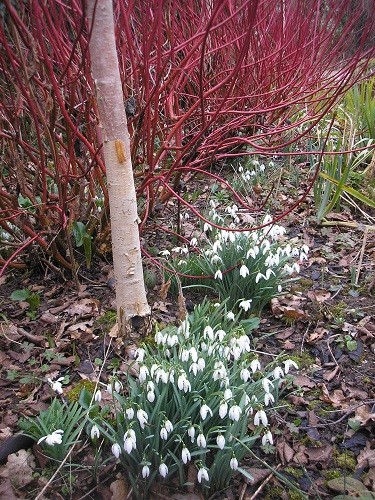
(249, 465), (280, 500)
(300, 321), (311, 355)
(355, 226), (368, 286)
(303, 400), (375, 429)
(238, 482), (247, 500)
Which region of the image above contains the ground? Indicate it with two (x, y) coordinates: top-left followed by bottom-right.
(0, 182), (375, 499)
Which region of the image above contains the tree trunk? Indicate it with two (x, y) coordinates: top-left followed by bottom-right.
(87, 0), (150, 341)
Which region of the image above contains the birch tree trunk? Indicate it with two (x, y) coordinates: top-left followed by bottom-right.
(87, 0), (150, 341)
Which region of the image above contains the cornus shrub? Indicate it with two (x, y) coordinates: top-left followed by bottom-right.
(163, 210), (309, 313)
(85, 301), (298, 497)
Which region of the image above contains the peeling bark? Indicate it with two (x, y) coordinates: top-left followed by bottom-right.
(87, 0), (150, 340)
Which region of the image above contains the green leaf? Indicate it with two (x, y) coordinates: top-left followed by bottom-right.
(10, 289), (31, 301)
(327, 477), (370, 495)
(319, 172), (375, 208)
(72, 221), (86, 247)
(237, 466), (254, 482)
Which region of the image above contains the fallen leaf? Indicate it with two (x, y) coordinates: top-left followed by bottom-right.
(305, 445), (333, 463)
(323, 365), (340, 382)
(292, 375), (316, 389)
(110, 477), (129, 500)
(277, 440), (295, 465)
(0, 450), (35, 488)
(159, 279), (171, 300)
(354, 405), (375, 427)
(307, 290), (331, 302)
(357, 446), (375, 469)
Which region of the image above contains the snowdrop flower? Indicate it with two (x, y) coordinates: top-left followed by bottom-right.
(112, 443), (121, 458)
(107, 380), (122, 394)
(138, 365), (149, 383)
(229, 405), (242, 421)
(278, 284), (283, 293)
(181, 349), (190, 362)
(224, 388), (233, 400)
(177, 320), (190, 338)
(167, 334), (178, 347)
(239, 264), (249, 278)
(214, 269), (223, 280)
(197, 467), (209, 483)
(188, 426), (195, 443)
(273, 366), (284, 379)
(262, 378), (274, 393)
(160, 427), (168, 440)
(250, 358), (261, 373)
(189, 363), (198, 376)
(160, 249), (170, 257)
(159, 462), (168, 478)
(240, 367), (251, 382)
(227, 311), (235, 321)
(47, 377), (65, 394)
(212, 240), (222, 253)
(142, 465), (150, 478)
(239, 299), (252, 312)
(211, 254), (222, 264)
(181, 446), (191, 464)
(94, 390), (102, 403)
(197, 358), (206, 371)
(262, 430), (274, 446)
(190, 237), (198, 247)
(216, 434), (225, 449)
(254, 409), (268, 426)
(135, 348), (145, 362)
(203, 222), (212, 232)
(147, 391), (155, 402)
(37, 429), (64, 446)
(204, 325), (214, 340)
(90, 425), (100, 440)
(126, 407), (134, 419)
(219, 401), (228, 418)
(255, 272), (264, 283)
(284, 263), (294, 275)
(137, 409), (148, 429)
(215, 329), (226, 342)
(264, 392), (275, 406)
(230, 456), (239, 470)
(200, 404), (213, 420)
(189, 347), (198, 363)
(284, 359), (298, 374)
(197, 433), (207, 448)
(124, 430), (136, 453)
(293, 262), (301, 273)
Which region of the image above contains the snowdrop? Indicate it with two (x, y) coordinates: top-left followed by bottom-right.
(219, 401), (228, 418)
(159, 462), (168, 478)
(214, 269), (223, 280)
(188, 426), (195, 443)
(125, 407), (134, 419)
(137, 409), (148, 429)
(273, 366), (284, 379)
(197, 467), (209, 483)
(264, 392), (275, 406)
(230, 456), (239, 470)
(138, 365), (149, 383)
(262, 378), (274, 393)
(250, 358), (261, 373)
(124, 429), (136, 454)
(228, 405), (242, 421)
(239, 299), (252, 312)
(94, 390), (102, 403)
(200, 403), (213, 420)
(181, 446), (191, 464)
(47, 377), (65, 394)
(37, 429), (64, 446)
(240, 367), (251, 382)
(197, 433), (207, 448)
(284, 359), (298, 374)
(262, 430), (274, 446)
(227, 311), (235, 321)
(112, 443), (121, 458)
(90, 425), (100, 440)
(142, 465), (150, 478)
(135, 348), (146, 362)
(203, 325), (214, 340)
(254, 409), (268, 426)
(217, 434), (225, 449)
(239, 264), (249, 278)
(203, 222), (212, 232)
(106, 380), (122, 394)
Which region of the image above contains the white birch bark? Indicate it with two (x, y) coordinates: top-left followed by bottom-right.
(87, 0), (150, 338)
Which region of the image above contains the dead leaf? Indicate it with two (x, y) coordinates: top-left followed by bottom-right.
(110, 477), (129, 499)
(354, 405), (375, 426)
(159, 279), (171, 300)
(307, 327), (328, 343)
(277, 440), (295, 465)
(292, 375), (316, 389)
(0, 450), (35, 488)
(357, 445), (375, 469)
(323, 365), (340, 382)
(108, 323), (119, 339)
(305, 445), (333, 463)
(320, 385), (348, 408)
(307, 290), (331, 302)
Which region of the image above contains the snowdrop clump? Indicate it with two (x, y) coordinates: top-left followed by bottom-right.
(90, 300), (298, 497)
(163, 210), (309, 314)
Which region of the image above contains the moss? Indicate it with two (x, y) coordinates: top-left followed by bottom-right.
(333, 449), (357, 471)
(323, 469), (341, 481)
(294, 278), (314, 291)
(284, 467), (304, 479)
(66, 380), (96, 403)
(287, 351), (315, 370)
(299, 435), (322, 447)
(288, 491), (305, 500)
(95, 309), (117, 329)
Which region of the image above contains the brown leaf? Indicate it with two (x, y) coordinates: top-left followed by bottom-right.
(159, 279), (171, 300)
(110, 477), (129, 500)
(292, 375), (316, 389)
(354, 405), (375, 426)
(323, 365), (340, 382)
(305, 444), (333, 463)
(307, 290), (331, 303)
(277, 440), (295, 465)
(357, 445), (375, 469)
(0, 450), (35, 488)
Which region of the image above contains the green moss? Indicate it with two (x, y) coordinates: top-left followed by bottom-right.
(284, 467), (304, 479)
(66, 380), (96, 403)
(323, 469), (341, 481)
(287, 351), (315, 370)
(95, 309), (117, 329)
(333, 449), (356, 471)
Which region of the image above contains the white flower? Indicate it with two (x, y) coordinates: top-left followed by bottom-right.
(211, 254), (222, 264)
(160, 427), (168, 440)
(239, 299), (252, 312)
(204, 325), (214, 340)
(214, 269), (223, 280)
(197, 467), (209, 483)
(181, 349), (190, 362)
(203, 222), (212, 232)
(255, 272), (265, 283)
(284, 359), (298, 374)
(159, 462), (168, 478)
(94, 390), (102, 403)
(126, 407), (134, 419)
(189, 347), (198, 363)
(107, 380), (121, 394)
(239, 265), (249, 278)
(37, 429), (64, 446)
(262, 378), (274, 393)
(212, 240), (222, 253)
(188, 426), (195, 443)
(112, 443), (121, 458)
(227, 311), (235, 321)
(229, 405), (242, 421)
(216, 435), (225, 449)
(147, 391), (155, 402)
(164, 420), (173, 433)
(197, 358), (206, 371)
(181, 446), (191, 464)
(223, 388), (233, 400)
(250, 358), (261, 373)
(230, 457), (239, 470)
(273, 366), (284, 379)
(167, 334), (178, 347)
(160, 249), (170, 257)
(137, 409), (148, 429)
(264, 392), (275, 406)
(47, 377), (64, 394)
(142, 465), (150, 478)
(197, 433), (207, 448)
(138, 365), (149, 383)
(91, 425), (100, 439)
(135, 348), (145, 362)
(219, 401), (228, 418)
(240, 368), (251, 382)
(124, 430), (136, 454)
(200, 404), (213, 421)
(189, 363), (198, 376)
(216, 329), (226, 341)
(254, 409), (268, 426)
(190, 237), (198, 247)
(262, 430), (274, 446)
